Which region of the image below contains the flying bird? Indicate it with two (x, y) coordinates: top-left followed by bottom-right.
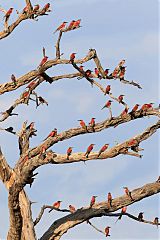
(85, 144), (95, 158)
(5, 127), (16, 135)
(36, 96), (48, 107)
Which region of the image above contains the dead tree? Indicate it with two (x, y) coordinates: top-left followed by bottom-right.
(0, 1), (159, 240)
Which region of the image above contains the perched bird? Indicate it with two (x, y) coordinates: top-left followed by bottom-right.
(33, 4), (40, 12)
(22, 91), (29, 99)
(85, 144), (95, 158)
(43, 128), (57, 141)
(130, 104), (140, 113)
(127, 139), (137, 147)
(85, 69), (92, 77)
(4, 8), (14, 22)
(78, 120), (87, 131)
(118, 94), (125, 103)
(70, 52), (76, 62)
(22, 5), (28, 14)
(104, 68), (110, 77)
(42, 3), (50, 12)
(67, 20), (75, 30)
(138, 212), (144, 221)
(72, 19), (81, 29)
(104, 85), (111, 95)
(26, 80), (36, 89)
(97, 144), (109, 157)
(94, 68), (102, 79)
(69, 204), (76, 213)
(49, 200), (62, 213)
(54, 21), (68, 33)
(11, 74), (16, 86)
(37, 96), (48, 107)
(89, 117), (96, 129)
(153, 217), (159, 228)
(123, 187), (133, 201)
(105, 226), (111, 237)
(107, 192), (112, 207)
(116, 206), (127, 222)
(41, 145), (47, 154)
(101, 100), (112, 110)
(119, 66), (126, 80)
(118, 59), (126, 67)
(39, 56), (48, 67)
(120, 107), (129, 117)
(67, 147), (73, 160)
(156, 176), (160, 183)
(90, 195), (97, 207)
(5, 127), (16, 135)
(79, 65), (84, 71)
(140, 103), (154, 112)
(26, 122), (35, 130)
(111, 68), (119, 78)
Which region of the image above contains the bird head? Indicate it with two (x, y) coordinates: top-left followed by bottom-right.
(58, 200), (62, 203)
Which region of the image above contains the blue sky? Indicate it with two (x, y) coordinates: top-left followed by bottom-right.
(0, 0), (159, 239)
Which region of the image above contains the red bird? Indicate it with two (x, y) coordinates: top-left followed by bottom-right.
(85, 144), (95, 158)
(111, 68), (119, 78)
(4, 8), (13, 21)
(104, 68), (110, 77)
(98, 144), (109, 157)
(121, 107), (128, 117)
(118, 94), (125, 103)
(22, 91), (29, 99)
(107, 192), (112, 207)
(90, 195), (97, 207)
(67, 20), (75, 30)
(43, 128), (57, 141)
(104, 85), (111, 95)
(116, 206), (127, 222)
(49, 200), (62, 213)
(43, 3), (50, 12)
(70, 52), (76, 62)
(26, 80), (36, 89)
(41, 145), (47, 154)
(39, 56), (48, 67)
(141, 103), (154, 111)
(79, 65), (84, 71)
(67, 147), (73, 160)
(118, 59), (125, 67)
(130, 104), (139, 113)
(78, 120), (87, 131)
(72, 19), (81, 29)
(105, 226), (111, 237)
(119, 66), (126, 80)
(89, 117), (96, 128)
(85, 69), (92, 77)
(123, 187), (133, 201)
(127, 139), (137, 147)
(54, 21), (68, 33)
(101, 100), (112, 110)
(69, 204), (76, 213)
(33, 4), (40, 12)
(94, 68), (102, 79)
(22, 5), (28, 14)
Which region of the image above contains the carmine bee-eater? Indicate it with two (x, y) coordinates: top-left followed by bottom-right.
(85, 144), (95, 158)
(41, 145), (47, 154)
(67, 147), (73, 160)
(72, 19), (81, 29)
(123, 187), (133, 201)
(111, 68), (119, 78)
(89, 117), (96, 128)
(37, 96), (48, 106)
(107, 192), (112, 207)
(105, 226), (111, 237)
(54, 21), (68, 33)
(94, 68), (102, 79)
(33, 4), (40, 12)
(26, 80), (36, 89)
(153, 217), (159, 228)
(43, 128), (57, 141)
(119, 66), (126, 80)
(49, 200), (62, 213)
(138, 212), (144, 221)
(26, 122), (35, 130)
(22, 5), (28, 14)
(140, 103), (154, 112)
(98, 144), (109, 157)
(11, 74), (16, 86)
(79, 65), (84, 71)
(78, 120), (87, 131)
(120, 107), (129, 117)
(116, 206), (127, 222)
(67, 20), (75, 30)
(104, 85), (111, 95)
(39, 56), (48, 67)
(85, 69), (92, 77)
(69, 204), (76, 213)
(127, 139), (137, 147)
(70, 52), (76, 62)
(118, 94), (125, 103)
(101, 100), (112, 110)
(42, 3), (50, 12)
(130, 104), (140, 113)
(90, 195), (97, 207)
(4, 8), (14, 22)
(118, 59), (125, 67)
(22, 91), (29, 99)
(104, 68), (110, 77)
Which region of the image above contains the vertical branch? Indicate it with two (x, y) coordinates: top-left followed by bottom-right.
(55, 31), (63, 59)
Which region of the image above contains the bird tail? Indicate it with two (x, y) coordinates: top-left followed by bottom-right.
(101, 106), (105, 110)
(67, 155), (69, 160)
(97, 152), (101, 158)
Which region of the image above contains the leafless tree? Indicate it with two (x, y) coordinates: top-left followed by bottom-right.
(0, 1), (159, 240)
